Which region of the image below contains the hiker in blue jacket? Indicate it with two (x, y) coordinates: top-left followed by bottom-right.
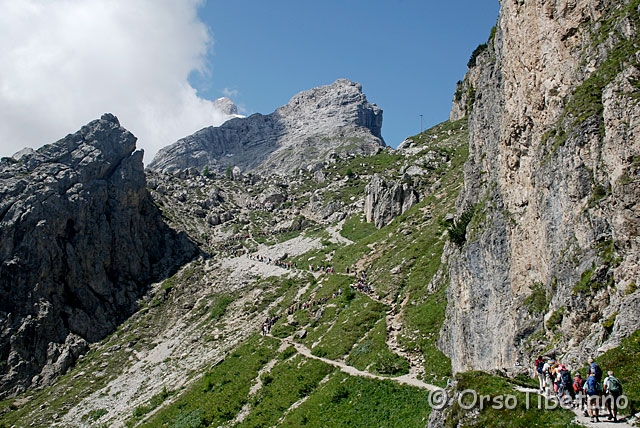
(584, 372), (602, 423)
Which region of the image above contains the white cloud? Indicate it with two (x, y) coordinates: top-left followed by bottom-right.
(222, 87), (239, 98)
(0, 0), (231, 164)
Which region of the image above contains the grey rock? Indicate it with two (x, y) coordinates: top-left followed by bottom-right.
(397, 138), (413, 151)
(364, 174), (419, 228)
(441, 0), (640, 375)
(148, 79), (385, 176)
(404, 165), (427, 177)
(232, 165), (242, 181)
(0, 114), (197, 397)
(259, 185), (287, 205)
(212, 97), (240, 116)
(11, 148), (35, 161)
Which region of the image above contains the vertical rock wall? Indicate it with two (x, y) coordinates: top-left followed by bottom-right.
(0, 114), (197, 397)
(441, 0), (640, 373)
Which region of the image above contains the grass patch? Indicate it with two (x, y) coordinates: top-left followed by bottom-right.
(524, 282), (549, 315)
(124, 387), (173, 427)
(208, 294), (235, 322)
(252, 276), (304, 315)
(305, 293), (387, 360)
(447, 207), (475, 247)
(340, 213), (378, 241)
(545, 308), (564, 331)
(139, 334), (279, 427)
(400, 286), (452, 386)
(597, 329), (640, 415)
(280, 373), (433, 427)
(84, 408), (108, 422)
(346, 319), (409, 376)
(237, 355), (335, 427)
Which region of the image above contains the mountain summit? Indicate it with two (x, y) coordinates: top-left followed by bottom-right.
(148, 79), (384, 175)
(0, 114), (196, 397)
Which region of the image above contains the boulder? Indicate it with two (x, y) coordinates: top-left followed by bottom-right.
(364, 174), (419, 228)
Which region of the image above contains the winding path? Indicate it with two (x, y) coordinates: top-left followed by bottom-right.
(278, 336), (439, 391)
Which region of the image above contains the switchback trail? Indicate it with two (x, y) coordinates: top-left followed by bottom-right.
(277, 336), (439, 391)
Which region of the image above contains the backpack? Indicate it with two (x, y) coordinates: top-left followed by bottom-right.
(573, 378), (584, 392)
(587, 376), (602, 395)
(536, 360), (544, 374)
(608, 376), (622, 394)
(561, 369), (572, 386)
(591, 362), (603, 381)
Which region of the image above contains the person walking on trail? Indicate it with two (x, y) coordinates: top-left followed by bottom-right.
(572, 372), (586, 411)
(584, 372), (602, 423)
(557, 364), (573, 401)
(534, 356), (545, 392)
(603, 370), (623, 422)
(542, 358), (555, 396)
(588, 357), (603, 383)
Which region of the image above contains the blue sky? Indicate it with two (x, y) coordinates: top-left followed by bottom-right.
(193, 0), (500, 147)
(0, 0), (499, 160)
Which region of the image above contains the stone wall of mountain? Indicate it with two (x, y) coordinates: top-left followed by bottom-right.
(0, 114), (197, 397)
(441, 0), (640, 374)
(148, 79), (385, 176)
(364, 174), (419, 228)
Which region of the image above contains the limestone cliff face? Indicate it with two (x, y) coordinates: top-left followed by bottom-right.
(441, 0), (640, 373)
(364, 174), (419, 228)
(148, 79), (384, 176)
(0, 114), (197, 397)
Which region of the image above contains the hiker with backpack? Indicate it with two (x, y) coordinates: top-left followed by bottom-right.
(542, 358), (555, 396)
(588, 357), (603, 383)
(584, 372), (603, 423)
(557, 364), (573, 402)
(603, 370), (622, 422)
(573, 372), (586, 411)
(534, 356), (545, 392)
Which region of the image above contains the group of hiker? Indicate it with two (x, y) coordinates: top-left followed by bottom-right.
(285, 291), (342, 316)
(308, 264), (335, 274)
(351, 271), (373, 294)
(248, 253), (297, 270)
(260, 315), (280, 336)
(534, 356), (624, 422)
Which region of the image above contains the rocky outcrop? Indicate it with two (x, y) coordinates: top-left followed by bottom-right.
(441, 0), (640, 374)
(0, 114), (197, 397)
(148, 79), (384, 176)
(364, 174), (419, 228)
(212, 97), (242, 117)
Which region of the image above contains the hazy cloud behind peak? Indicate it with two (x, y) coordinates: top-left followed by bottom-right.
(0, 0), (232, 163)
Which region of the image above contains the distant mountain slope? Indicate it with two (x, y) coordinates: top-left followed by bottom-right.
(0, 114), (196, 398)
(0, 117), (469, 427)
(148, 79), (384, 176)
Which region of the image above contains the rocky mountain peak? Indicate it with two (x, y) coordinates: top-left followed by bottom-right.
(213, 97), (241, 117)
(148, 79), (384, 176)
(275, 78), (383, 140)
(0, 114), (196, 397)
